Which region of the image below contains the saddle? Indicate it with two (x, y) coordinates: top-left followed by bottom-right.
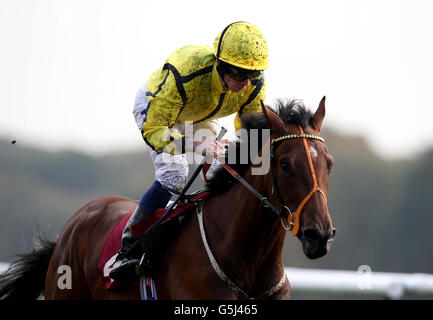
(98, 191), (210, 290)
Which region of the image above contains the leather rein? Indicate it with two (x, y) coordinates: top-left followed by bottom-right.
(220, 124), (327, 236)
(196, 125), (327, 299)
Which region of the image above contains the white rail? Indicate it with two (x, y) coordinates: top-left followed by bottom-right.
(285, 267), (433, 299)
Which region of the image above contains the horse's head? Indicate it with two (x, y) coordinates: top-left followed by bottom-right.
(262, 97), (336, 259)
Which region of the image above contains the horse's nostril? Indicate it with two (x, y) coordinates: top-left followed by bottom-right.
(303, 229), (323, 241)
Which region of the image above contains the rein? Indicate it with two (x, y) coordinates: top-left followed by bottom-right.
(221, 125), (326, 236)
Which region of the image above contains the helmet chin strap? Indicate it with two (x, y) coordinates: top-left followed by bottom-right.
(216, 61), (229, 88)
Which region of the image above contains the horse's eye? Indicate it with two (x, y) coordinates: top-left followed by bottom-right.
(279, 159), (293, 173)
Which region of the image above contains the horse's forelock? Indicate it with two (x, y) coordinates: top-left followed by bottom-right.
(274, 98), (313, 129)
(241, 98), (313, 131)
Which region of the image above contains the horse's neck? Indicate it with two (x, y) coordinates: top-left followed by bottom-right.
(203, 170), (286, 289)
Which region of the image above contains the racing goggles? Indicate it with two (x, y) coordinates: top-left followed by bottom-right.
(220, 61), (262, 81)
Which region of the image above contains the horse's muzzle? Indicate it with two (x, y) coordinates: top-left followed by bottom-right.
(300, 227), (336, 259)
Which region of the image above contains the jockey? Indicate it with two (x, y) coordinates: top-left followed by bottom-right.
(109, 21), (269, 281)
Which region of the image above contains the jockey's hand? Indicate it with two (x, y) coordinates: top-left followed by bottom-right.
(220, 139), (231, 146)
(192, 139), (229, 161)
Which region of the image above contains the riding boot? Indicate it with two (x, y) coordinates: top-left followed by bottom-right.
(109, 181), (172, 281)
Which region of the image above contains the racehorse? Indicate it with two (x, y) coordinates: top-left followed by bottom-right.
(0, 98), (335, 300)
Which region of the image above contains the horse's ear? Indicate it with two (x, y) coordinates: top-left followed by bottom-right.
(310, 96), (326, 133)
(261, 100), (285, 134)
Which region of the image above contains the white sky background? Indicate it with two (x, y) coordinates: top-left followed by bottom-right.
(1, 0), (432, 159)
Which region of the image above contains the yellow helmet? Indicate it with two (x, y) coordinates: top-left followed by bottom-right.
(214, 22), (269, 71)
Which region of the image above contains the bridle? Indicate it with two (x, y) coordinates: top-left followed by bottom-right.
(220, 124), (327, 236)
(269, 125), (328, 236)
(196, 124), (328, 299)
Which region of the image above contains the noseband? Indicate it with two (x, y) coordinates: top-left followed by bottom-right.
(220, 125), (327, 236)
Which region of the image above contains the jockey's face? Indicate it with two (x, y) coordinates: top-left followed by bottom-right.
(223, 74), (250, 93)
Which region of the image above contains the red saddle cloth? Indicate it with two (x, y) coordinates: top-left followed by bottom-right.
(98, 192), (210, 290)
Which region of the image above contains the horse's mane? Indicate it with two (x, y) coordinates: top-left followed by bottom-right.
(205, 98), (314, 195)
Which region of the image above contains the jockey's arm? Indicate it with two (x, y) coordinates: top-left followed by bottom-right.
(141, 95), (184, 154)
(142, 99), (227, 158)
